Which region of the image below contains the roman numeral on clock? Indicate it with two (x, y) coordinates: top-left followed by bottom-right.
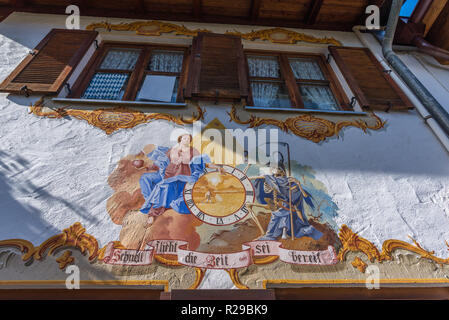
(196, 211), (205, 220)
(184, 188), (192, 195)
(186, 199), (194, 208)
(216, 218), (224, 225)
(246, 191), (254, 196)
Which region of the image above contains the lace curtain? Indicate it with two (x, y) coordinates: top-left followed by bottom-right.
(300, 85), (339, 110)
(149, 51), (184, 73)
(251, 82), (291, 107)
(248, 56), (280, 78)
(248, 56), (291, 107)
(100, 49), (141, 70)
(288, 58), (325, 80)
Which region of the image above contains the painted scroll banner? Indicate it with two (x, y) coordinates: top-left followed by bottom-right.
(102, 242), (154, 266)
(102, 240), (338, 268)
(245, 241), (339, 265)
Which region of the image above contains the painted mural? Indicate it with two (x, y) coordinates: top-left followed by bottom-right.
(103, 119), (340, 269)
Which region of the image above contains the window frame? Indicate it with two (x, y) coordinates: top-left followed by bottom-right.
(244, 50), (350, 111)
(70, 42), (190, 103)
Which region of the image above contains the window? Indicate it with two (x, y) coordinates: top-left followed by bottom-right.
(71, 43), (188, 103)
(246, 51), (349, 111)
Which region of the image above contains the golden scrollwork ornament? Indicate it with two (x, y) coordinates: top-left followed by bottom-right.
(29, 97), (205, 135)
(228, 104), (386, 143)
(225, 27), (342, 46)
(0, 222), (99, 270)
(86, 20), (210, 37)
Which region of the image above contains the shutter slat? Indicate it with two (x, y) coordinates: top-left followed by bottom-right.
(185, 33), (248, 100)
(329, 46), (413, 111)
(0, 29), (98, 95)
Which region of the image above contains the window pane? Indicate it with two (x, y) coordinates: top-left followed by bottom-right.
(247, 56), (280, 78)
(251, 81), (291, 108)
(299, 85), (339, 110)
(82, 73), (129, 100)
(100, 49), (141, 70)
(289, 58), (325, 80)
(149, 50), (184, 73)
(136, 75), (179, 103)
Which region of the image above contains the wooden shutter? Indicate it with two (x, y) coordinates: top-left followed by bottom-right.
(0, 29), (98, 95)
(329, 46), (413, 111)
(185, 32), (248, 100)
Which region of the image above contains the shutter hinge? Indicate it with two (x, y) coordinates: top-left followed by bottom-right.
(326, 54), (332, 64)
(385, 102), (393, 113)
(94, 40), (99, 50)
(29, 50), (37, 56)
(349, 97), (356, 108)
(215, 90), (219, 105)
(20, 85), (31, 97)
(383, 69), (392, 74)
(65, 83), (72, 95)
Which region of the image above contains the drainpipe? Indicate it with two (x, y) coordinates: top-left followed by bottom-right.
(382, 0), (449, 141)
(352, 25), (449, 152)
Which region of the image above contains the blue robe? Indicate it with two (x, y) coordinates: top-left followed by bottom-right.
(253, 175), (323, 241)
(139, 147), (210, 214)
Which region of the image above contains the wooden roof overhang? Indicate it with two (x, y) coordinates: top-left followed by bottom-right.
(0, 0), (387, 31)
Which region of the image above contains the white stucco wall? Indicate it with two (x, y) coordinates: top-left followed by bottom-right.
(1, 12), (449, 288)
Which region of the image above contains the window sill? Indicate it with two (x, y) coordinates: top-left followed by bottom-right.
(244, 106), (367, 116)
(52, 98), (187, 108)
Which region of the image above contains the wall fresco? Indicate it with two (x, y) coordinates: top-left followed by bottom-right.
(103, 119), (340, 270)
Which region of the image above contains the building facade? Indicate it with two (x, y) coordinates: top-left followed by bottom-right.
(0, 0), (449, 297)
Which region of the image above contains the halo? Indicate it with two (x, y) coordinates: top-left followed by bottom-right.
(169, 128), (191, 143)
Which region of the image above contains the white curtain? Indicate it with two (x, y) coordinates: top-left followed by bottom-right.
(300, 85), (338, 110)
(149, 51), (184, 73)
(247, 56), (280, 78)
(100, 49), (141, 70)
(251, 82), (291, 107)
(289, 58), (325, 80)
(251, 82), (279, 107)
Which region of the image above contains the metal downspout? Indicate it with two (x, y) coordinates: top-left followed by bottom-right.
(382, 0), (449, 137)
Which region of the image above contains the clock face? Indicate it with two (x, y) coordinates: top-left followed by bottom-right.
(183, 165), (255, 226)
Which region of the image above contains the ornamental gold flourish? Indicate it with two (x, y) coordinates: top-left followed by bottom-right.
(29, 98), (205, 135)
(0, 222), (99, 270)
(351, 257), (368, 273)
(86, 20), (210, 37)
(229, 224), (449, 288)
(228, 104), (386, 143)
(338, 224), (449, 266)
(226, 269), (249, 289)
(225, 27), (342, 46)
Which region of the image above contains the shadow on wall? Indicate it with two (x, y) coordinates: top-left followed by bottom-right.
(0, 150), (99, 243)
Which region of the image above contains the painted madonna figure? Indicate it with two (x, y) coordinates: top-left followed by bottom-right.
(136, 132), (224, 225)
(137, 133), (199, 218)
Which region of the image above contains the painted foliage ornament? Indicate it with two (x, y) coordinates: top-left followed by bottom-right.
(184, 165), (255, 226)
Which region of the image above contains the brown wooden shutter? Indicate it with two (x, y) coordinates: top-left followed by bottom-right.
(329, 46), (413, 111)
(0, 29), (98, 95)
(185, 32), (248, 101)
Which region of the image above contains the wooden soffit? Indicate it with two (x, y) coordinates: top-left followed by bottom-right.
(1, 0), (383, 32)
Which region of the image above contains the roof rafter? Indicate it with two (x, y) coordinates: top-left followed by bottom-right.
(306, 0), (323, 25)
(193, 0), (202, 19)
(250, 0), (262, 21)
